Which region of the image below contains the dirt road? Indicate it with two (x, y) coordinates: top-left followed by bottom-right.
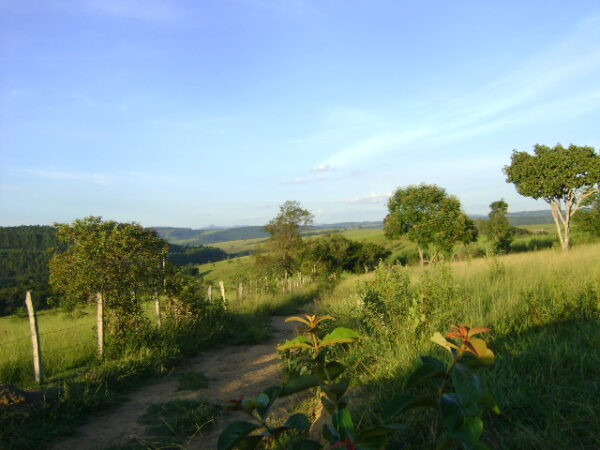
(52, 315), (300, 450)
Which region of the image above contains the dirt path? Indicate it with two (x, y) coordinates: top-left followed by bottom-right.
(52, 315), (301, 450)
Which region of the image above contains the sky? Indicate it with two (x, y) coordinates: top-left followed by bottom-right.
(1, 0), (599, 228)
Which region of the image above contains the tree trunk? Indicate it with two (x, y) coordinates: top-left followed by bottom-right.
(549, 200), (569, 250)
(418, 247), (425, 267)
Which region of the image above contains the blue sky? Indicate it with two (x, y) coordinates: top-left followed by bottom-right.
(1, 0), (599, 227)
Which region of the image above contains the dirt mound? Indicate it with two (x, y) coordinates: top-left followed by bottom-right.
(0, 384), (45, 407)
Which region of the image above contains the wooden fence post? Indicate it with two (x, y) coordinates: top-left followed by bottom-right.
(207, 285), (213, 302)
(219, 281), (226, 310)
(25, 291), (44, 384)
(237, 282), (243, 302)
(154, 291), (162, 330)
(96, 292), (104, 357)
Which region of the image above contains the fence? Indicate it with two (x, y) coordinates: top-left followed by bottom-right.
(0, 274), (313, 385)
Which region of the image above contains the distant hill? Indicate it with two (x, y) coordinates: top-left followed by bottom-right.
(468, 210), (554, 226)
(154, 221), (385, 246)
(506, 210), (554, 225)
(155, 214), (559, 246)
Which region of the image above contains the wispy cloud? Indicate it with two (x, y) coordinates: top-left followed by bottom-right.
(345, 193), (391, 204)
(310, 164), (333, 172)
(324, 130), (430, 168)
(313, 15), (600, 169)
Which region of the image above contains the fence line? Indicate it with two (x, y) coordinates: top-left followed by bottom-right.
(0, 335), (31, 347)
(1, 276), (317, 383)
(0, 322), (92, 347)
(39, 323), (93, 336)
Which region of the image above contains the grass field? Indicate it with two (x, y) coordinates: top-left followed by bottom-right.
(314, 242), (600, 448)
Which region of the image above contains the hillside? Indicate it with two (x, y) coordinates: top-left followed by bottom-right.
(154, 213), (555, 246)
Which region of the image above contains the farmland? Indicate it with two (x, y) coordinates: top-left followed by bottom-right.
(1, 219), (599, 449)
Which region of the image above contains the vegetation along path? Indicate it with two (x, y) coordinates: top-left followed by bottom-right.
(52, 315), (301, 450)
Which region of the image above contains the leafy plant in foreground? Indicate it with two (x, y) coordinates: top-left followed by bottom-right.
(218, 318), (498, 449)
(218, 314), (404, 449)
(385, 325), (499, 449)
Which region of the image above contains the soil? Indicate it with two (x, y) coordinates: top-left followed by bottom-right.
(51, 315), (302, 450)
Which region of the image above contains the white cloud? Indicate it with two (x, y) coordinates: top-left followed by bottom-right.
(310, 164), (333, 172)
(323, 130), (430, 168)
(345, 192), (391, 204)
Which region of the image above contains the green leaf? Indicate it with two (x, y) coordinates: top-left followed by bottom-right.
(468, 338), (495, 365)
(315, 361), (345, 381)
(279, 374), (322, 396)
(217, 421), (262, 450)
(332, 408), (355, 440)
(284, 413), (312, 431)
(448, 416), (487, 449)
(278, 335), (313, 351)
(405, 363), (447, 390)
(431, 332), (458, 351)
(478, 392), (501, 414)
(451, 364), (484, 416)
(323, 379), (349, 401)
(256, 386), (281, 420)
(383, 394), (437, 419)
(420, 356), (447, 372)
(439, 394), (463, 431)
(320, 327), (360, 346)
(321, 395), (337, 414)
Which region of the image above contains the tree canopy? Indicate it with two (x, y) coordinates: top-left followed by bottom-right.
(504, 144), (599, 250)
(301, 234), (390, 276)
(484, 200), (513, 254)
(257, 201), (314, 276)
(384, 184), (477, 265)
(49, 217), (168, 335)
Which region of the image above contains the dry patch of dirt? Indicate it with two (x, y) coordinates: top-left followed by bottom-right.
(52, 316), (300, 450)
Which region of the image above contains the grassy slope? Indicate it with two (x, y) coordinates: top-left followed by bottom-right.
(317, 243), (600, 448)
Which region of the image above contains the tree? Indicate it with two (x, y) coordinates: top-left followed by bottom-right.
(300, 234), (389, 276)
(484, 199), (513, 254)
(49, 217), (167, 340)
(504, 144), (599, 250)
(257, 201), (314, 277)
(384, 184), (477, 265)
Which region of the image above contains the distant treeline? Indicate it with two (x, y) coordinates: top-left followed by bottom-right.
(0, 226), (59, 315)
(167, 244), (228, 265)
(0, 226), (229, 316)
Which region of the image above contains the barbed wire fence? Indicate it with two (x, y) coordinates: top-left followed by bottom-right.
(0, 275), (316, 384)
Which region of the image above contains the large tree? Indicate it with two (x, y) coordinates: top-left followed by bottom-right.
(484, 200), (513, 254)
(257, 200), (314, 277)
(384, 184), (477, 265)
(504, 144), (600, 250)
(50, 217), (167, 339)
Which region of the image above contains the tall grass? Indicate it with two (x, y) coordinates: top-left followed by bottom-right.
(317, 243), (600, 448)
